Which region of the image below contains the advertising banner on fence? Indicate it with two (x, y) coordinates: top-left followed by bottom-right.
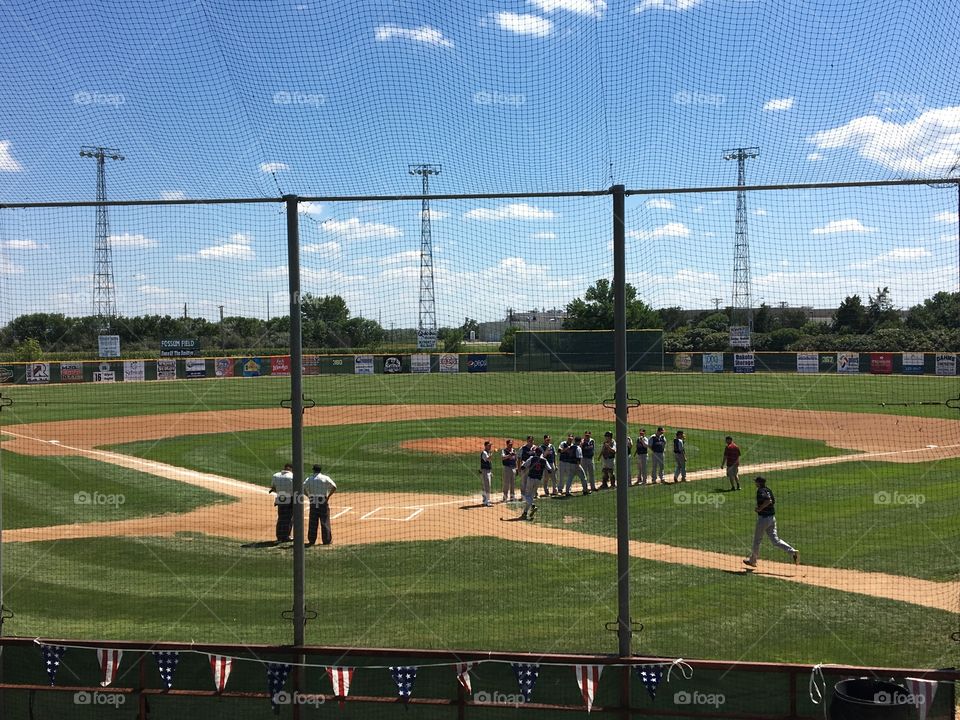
(215, 358), (234, 378)
(870, 353), (893, 374)
(354, 355), (374, 375)
(837, 352), (860, 374)
(411, 354), (431, 373)
(935, 353), (957, 376)
(0, 366), (14, 383)
(271, 356), (291, 376)
(302, 355), (320, 375)
(382, 356), (403, 374)
(796, 353), (819, 373)
(241, 358), (262, 377)
(467, 355), (488, 373)
(702, 352), (723, 373)
(60, 362), (84, 382)
(93, 363), (116, 383)
(673, 353), (693, 371)
(157, 359), (178, 380)
(98, 335), (120, 358)
(729, 326), (751, 348)
(439, 354), (459, 373)
(417, 328), (437, 350)
(733, 353), (754, 373)
(26, 362), (50, 384)
(902, 352), (924, 375)
(186, 358), (207, 378)
(123, 360), (145, 382)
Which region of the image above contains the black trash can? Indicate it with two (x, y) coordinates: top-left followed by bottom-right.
(830, 679), (916, 720)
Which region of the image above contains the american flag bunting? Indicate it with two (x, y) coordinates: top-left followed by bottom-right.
(511, 663), (539, 703)
(575, 664), (603, 712)
(635, 665), (663, 701)
(389, 666), (417, 700)
(266, 662), (292, 710)
(97, 648), (123, 687)
(905, 677), (938, 720)
(327, 666), (354, 699)
(209, 654), (233, 693)
(40, 645), (66, 686)
(455, 662), (474, 694)
(152, 652), (180, 690)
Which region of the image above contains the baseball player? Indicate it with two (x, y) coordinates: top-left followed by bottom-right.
(518, 435), (536, 488)
(479, 440), (493, 507)
(540, 434), (557, 497)
(569, 436), (589, 495)
(517, 446), (552, 520)
(501, 439), (518, 502)
(599, 431), (616, 488)
(269, 463), (295, 543)
(743, 476), (799, 567)
(304, 463), (337, 546)
(673, 430), (688, 483)
(721, 436), (741, 491)
(649, 427), (667, 483)
(557, 435), (576, 497)
(636, 428), (650, 485)
(581, 430), (597, 492)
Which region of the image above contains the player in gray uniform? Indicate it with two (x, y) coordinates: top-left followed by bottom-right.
(649, 427), (667, 483)
(743, 476), (799, 567)
(673, 430), (688, 483)
(518, 435), (536, 487)
(566, 436), (589, 495)
(540, 435), (557, 497)
(501, 439), (518, 502)
(635, 429), (650, 485)
(581, 431), (597, 492)
(517, 447), (552, 520)
(557, 435), (575, 497)
(479, 441), (493, 507)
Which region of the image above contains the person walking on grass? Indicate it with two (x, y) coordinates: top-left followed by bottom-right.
(672, 430), (688, 483)
(743, 476), (799, 568)
(517, 446), (552, 520)
(721, 436), (741, 491)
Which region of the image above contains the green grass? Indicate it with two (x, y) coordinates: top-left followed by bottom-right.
(2, 535), (953, 668)
(0, 450), (231, 528)
(105, 416), (847, 495)
(535, 458), (960, 581)
(2, 371), (959, 424)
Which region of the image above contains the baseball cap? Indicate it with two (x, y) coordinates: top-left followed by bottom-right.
(312, 464), (322, 472)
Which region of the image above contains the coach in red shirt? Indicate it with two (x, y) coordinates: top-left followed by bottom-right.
(721, 436), (741, 491)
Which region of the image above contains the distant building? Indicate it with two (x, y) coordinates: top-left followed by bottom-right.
(478, 308), (569, 342)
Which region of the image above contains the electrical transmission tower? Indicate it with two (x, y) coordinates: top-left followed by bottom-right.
(723, 147), (759, 340)
(409, 164), (440, 348)
(80, 146), (124, 332)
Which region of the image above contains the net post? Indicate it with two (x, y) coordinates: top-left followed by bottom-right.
(285, 194), (307, 663)
(612, 184), (632, 658)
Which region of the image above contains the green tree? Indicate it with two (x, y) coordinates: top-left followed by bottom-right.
(564, 279), (659, 330)
(832, 295), (868, 333)
(13, 337), (43, 362)
(460, 317), (480, 339)
(697, 312), (730, 332)
(752, 303), (772, 333)
(657, 306), (687, 331)
(439, 328), (463, 352)
(907, 291), (960, 330)
(499, 325), (517, 353)
(867, 286), (901, 330)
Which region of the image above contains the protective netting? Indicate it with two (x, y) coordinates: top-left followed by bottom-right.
(2, 0), (960, 200)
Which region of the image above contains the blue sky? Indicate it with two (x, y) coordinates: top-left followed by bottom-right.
(0, 0), (958, 327)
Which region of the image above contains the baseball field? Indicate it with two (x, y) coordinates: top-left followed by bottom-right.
(1, 370), (959, 670)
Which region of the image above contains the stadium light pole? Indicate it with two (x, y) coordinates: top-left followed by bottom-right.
(80, 146), (124, 332)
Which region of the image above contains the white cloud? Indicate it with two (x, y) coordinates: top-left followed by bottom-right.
(0, 239), (40, 250)
(160, 190), (187, 201)
(753, 208), (768, 216)
(807, 152), (823, 161)
(933, 210), (958, 223)
(321, 217), (402, 239)
(634, 0), (703, 12)
(763, 97), (795, 112)
(530, 231), (557, 240)
(806, 105), (960, 174)
(0, 256), (24, 274)
(298, 201), (323, 215)
(379, 250), (422, 267)
(0, 140), (23, 172)
(529, 0), (606, 16)
(198, 243), (255, 260)
(644, 198), (674, 210)
(303, 241), (340, 258)
(627, 222), (691, 240)
(374, 24), (454, 48)
(109, 233), (156, 248)
(422, 209), (449, 220)
(877, 247), (931, 261)
(495, 12), (553, 36)
(810, 219), (877, 235)
(464, 202), (555, 221)
(260, 162), (289, 173)
(139, 285), (171, 295)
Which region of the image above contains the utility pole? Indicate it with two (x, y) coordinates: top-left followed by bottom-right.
(711, 297), (722, 312)
(409, 164), (440, 349)
(723, 146), (759, 343)
(218, 305), (225, 351)
(80, 146), (124, 332)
